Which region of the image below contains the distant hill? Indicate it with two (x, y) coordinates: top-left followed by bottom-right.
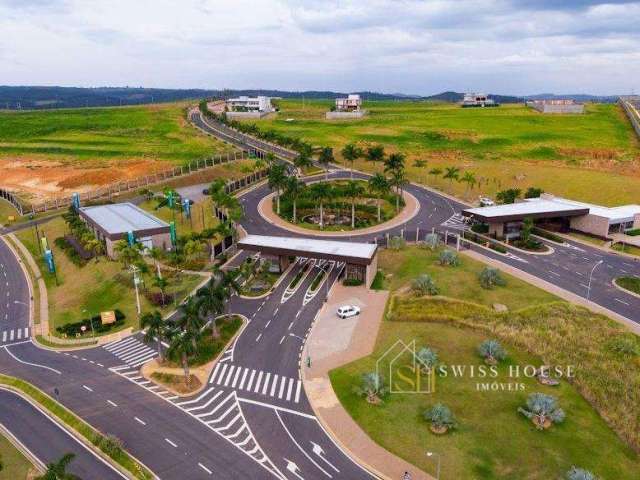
(0, 86), (620, 110)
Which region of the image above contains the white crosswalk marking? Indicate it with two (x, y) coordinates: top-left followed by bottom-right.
(441, 213), (470, 230)
(0, 328), (30, 344)
(210, 364), (303, 404)
(102, 337), (157, 367)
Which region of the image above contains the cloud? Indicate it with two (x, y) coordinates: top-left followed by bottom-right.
(0, 0), (638, 95)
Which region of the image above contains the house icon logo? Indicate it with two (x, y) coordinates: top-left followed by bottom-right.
(376, 339), (436, 394)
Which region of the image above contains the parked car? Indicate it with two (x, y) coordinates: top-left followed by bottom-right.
(337, 305), (361, 319)
(479, 197), (495, 207)
(202, 188), (210, 195)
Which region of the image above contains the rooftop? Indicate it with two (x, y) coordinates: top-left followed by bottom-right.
(79, 203), (169, 235)
(238, 234), (377, 264)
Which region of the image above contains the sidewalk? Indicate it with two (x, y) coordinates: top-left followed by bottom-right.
(258, 190), (420, 238)
(302, 283), (434, 480)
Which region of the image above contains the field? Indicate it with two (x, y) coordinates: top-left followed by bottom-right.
(260, 100), (640, 205)
(0, 103), (232, 202)
(15, 216), (203, 335)
(0, 433), (35, 479)
(330, 246), (640, 479)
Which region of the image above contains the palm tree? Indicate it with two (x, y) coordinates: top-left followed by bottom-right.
(284, 176), (306, 223)
(36, 453), (80, 480)
(196, 278), (225, 339)
(268, 163), (288, 214)
(368, 173), (390, 222)
(344, 180), (365, 228)
(265, 152), (276, 166)
(341, 143), (363, 179)
(365, 144), (385, 172)
(294, 149), (312, 173)
(428, 167), (443, 186)
(460, 171), (477, 194)
(318, 147), (334, 180)
(384, 152), (406, 179)
(167, 328), (199, 386)
(389, 169), (407, 213)
(175, 296), (205, 348)
(114, 241), (143, 269)
(149, 246), (164, 279)
(153, 275), (168, 305)
(309, 182), (333, 229)
(141, 310), (172, 362)
(443, 166), (460, 189)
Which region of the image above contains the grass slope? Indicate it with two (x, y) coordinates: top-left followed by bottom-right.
(0, 102), (231, 164)
(0, 433), (35, 479)
(262, 100), (640, 205)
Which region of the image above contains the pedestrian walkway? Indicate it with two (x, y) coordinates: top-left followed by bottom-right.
(102, 337), (157, 367)
(209, 363), (303, 404)
(0, 327), (29, 344)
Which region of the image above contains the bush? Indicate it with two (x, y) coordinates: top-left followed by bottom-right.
(478, 267), (506, 289)
(566, 467), (597, 480)
(389, 236), (406, 250)
(438, 250), (459, 266)
(422, 233), (440, 250)
(518, 393), (565, 429)
(56, 310), (126, 337)
(412, 274), (439, 296)
(416, 347), (438, 371)
(532, 227), (564, 243)
(470, 223), (489, 234)
(98, 434), (124, 457)
(624, 228), (640, 236)
(478, 339), (507, 363)
(423, 403), (456, 430)
(343, 278), (364, 286)
(607, 335), (640, 356)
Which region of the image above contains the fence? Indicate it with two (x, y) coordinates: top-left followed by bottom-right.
(24, 149), (259, 216)
(0, 188), (23, 215)
(620, 98), (640, 139)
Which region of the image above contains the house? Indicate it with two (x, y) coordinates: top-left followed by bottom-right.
(326, 94), (368, 119)
(461, 93), (498, 108)
(225, 96), (275, 118)
(78, 203), (171, 258)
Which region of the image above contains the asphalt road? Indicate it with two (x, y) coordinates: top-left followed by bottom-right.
(0, 388), (125, 479)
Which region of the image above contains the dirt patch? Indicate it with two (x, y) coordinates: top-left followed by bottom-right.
(0, 157), (174, 202)
(150, 371), (202, 395)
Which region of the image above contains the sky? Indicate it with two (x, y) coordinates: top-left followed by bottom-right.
(1, 0), (638, 96)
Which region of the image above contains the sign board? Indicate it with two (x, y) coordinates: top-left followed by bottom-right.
(100, 311), (116, 325)
(182, 198), (191, 218)
(170, 221), (177, 246)
(44, 249), (56, 273)
(72, 192), (81, 210)
(41, 236), (49, 252)
(127, 230), (135, 246)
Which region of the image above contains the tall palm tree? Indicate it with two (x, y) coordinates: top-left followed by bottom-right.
(309, 182), (333, 229)
(384, 152), (406, 179)
(149, 246), (164, 279)
(36, 453), (80, 480)
(368, 173), (390, 222)
(268, 163), (288, 214)
(294, 149), (313, 173)
(167, 329), (199, 386)
(141, 310), (172, 362)
(114, 241), (143, 270)
(366, 144), (385, 172)
(284, 176), (306, 223)
(175, 296), (205, 348)
(153, 275), (169, 305)
(389, 169), (407, 213)
(318, 147), (334, 180)
(341, 143), (363, 179)
(428, 167), (443, 186)
(265, 152), (276, 167)
(344, 181), (365, 228)
(443, 166), (461, 188)
(461, 171), (477, 194)
(196, 278), (225, 339)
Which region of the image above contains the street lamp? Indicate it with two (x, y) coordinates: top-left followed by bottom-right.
(81, 308), (95, 337)
(587, 260), (604, 302)
(289, 333), (311, 368)
(426, 451), (441, 480)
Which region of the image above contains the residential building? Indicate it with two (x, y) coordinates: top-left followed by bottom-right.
(461, 93), (498, 108)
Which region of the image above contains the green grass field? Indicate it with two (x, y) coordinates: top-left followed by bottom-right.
(330, 246), (640, 479)
(260, 100), (640, 205)
(0, 433), (35, 479)
(0, 102), (231, 165)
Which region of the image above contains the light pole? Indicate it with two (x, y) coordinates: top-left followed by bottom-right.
(289, 333), (311, 368)
(426, 451), (441, 480)
(130, 265), (142, 316)
(82, 308), (95, 337)
(586, 260), (604, 302)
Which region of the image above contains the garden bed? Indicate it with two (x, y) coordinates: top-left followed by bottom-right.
(615, 276), (640, 295)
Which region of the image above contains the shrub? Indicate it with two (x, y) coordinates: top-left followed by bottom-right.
(56, 310), (126, 337)
(438, 250), (459, 266)
(423, 403), (456, 430)
(532, 227), (563, 243)
(525, 187), (544, 199)
(478, 339), (507, 363)
(353, 372), (387, 404)
(389, 236), (406, 250)
(470, 223), (489, 234)
(416, 347), (438, 372)
(411, 274), (439, 296)
(343, 278), (364, 286)
(518, 393), (565, 429)
(607, 335), (639, 356)
(478, 267), (506, 289)
(98, 434), (124, 457)
(422, 233), (440, 250)
(566, 467), (597, 480)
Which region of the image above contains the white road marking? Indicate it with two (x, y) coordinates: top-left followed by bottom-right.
(107, 400), (118, 407)
(198, 463), (213, 475)
(134, 417), (146, 425)
(165, 438), (177, 447)
(615, 298), (630, 306)
(82, 385), (93, 392)
(547, 270), (561, 277)
(279, 335), (285, 345)
(255, 333), (262, 342)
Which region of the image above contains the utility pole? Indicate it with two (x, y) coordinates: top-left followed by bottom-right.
(131, 265), (141, 316)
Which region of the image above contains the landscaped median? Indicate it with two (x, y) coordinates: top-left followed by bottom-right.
(614, 276), (640, 297)
(327, 246), (640, 479)
(0, 375), (155, 479)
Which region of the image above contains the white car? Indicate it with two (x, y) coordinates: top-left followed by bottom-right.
(337, 305), (361, 319)
(479, 197), (495, 207)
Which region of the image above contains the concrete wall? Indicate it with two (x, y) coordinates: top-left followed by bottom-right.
(325, 110), (368, 120)
(634, 213), (640, 229)
(226, 111), (272, 119)
(365, 254), (378, 288)
(488, 222), (504, 238)
(531, 103), (585, 114)
(569, 214), (610, 238)
(105, 232), (171, 259)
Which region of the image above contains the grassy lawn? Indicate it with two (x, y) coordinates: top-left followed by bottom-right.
(0, 433), (36, 479)
(15, 216), (203, 336)
(138, 198), (220, 238)
(377, 246), (556, 310)
(612, 242), (640, 257)
(0, 199), (20, 225)
(0, 102), (231, 165)
(260, 100), (640, 205)
(567, 231), (608, 247)
(616, 276), (640, 294)
(330, 246), (640, 479)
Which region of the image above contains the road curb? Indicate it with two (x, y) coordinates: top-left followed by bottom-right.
(0, 419), (45, 473)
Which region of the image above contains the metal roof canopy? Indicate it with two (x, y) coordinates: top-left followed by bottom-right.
(462, 200), (589, 223)
(238, 234), (377, 265)
(79, 203), (169, 236)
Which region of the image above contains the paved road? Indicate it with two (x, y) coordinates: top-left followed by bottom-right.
(0, 238), (31, 346)
(0, 388), (125, 479)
